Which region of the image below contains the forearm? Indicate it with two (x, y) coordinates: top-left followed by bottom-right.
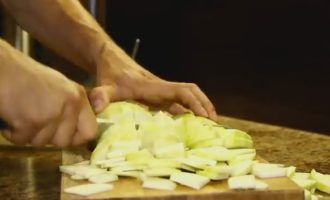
(1, 0), (129, 73)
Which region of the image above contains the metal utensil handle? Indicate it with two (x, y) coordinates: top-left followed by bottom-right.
(131, 38), (140, 60)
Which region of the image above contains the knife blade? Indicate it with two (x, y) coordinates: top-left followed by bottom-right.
(0, 118), (111, 129)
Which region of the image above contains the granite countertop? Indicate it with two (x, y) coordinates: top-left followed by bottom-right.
(0, 116), (330, 200)
(218, 116), (330, 174)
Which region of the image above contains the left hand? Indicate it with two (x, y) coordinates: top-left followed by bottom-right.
(88, 46), (218, 121)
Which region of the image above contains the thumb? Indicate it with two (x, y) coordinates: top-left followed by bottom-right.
(88, 85), (116, 113)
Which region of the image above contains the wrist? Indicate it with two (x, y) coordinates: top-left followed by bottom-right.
(93, 42), (134, 79)
(72, 28), (108, 74)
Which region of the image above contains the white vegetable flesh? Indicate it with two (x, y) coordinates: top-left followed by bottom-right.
(59, 101), (330, 198)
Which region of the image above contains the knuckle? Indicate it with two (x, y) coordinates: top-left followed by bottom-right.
(183, 83), (198, 90)
(181, 86), (192, 96)
(189, 83), (198, 89)
(12, 119), (23, 130)
(63, 88), (83, 106)
(76, 85), (87, 97)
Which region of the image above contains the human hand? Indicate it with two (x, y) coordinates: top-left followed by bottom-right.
(0, 57), (97, 147)
(88, 47), (218, 121)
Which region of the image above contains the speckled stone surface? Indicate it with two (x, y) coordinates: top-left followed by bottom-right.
(218, 116), (330, 174)
(0, 116), (329, 200)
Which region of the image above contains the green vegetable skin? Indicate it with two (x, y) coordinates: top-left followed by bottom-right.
(61, 101), (330, 197)
(310, 169), (330, 194)
(91, 101), (253, 164)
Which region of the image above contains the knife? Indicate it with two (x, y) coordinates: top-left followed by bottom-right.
(0, 119), (8, 130)
(0, 118), (111, 129)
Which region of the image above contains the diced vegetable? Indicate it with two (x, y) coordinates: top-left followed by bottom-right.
(230, 160), (253, 176)
(203, 164), (233, 175)
(70, 174), (85, 180)
(220, 129), (253, 148)
(170, 172), (210, 190)
(64, 183), (113, 196)
(178, 155), (217, 169)
(180, 164), (197, 172)
(153, 143), (185, 159)
(111, 171), (143, 179)
(88, 173), (118, 183)
(290, 172), (316, 190)
(227, 153), (256, 165)
(286, 166), (296, 177)
(95, 157), (126, 168)
(197, 170), (229, 180)
(188, 147), (235, 161)
(110, 163), (146, 172)
(310, 169), (330, 194)
(90, 138), (112, 165)
(126, 149), (153, 165)
(228, 175), (256, 189)
(144, 167), (180, 177)
(73, 160), (90, 165)
(148, 158), (181, 168)
(252, 163), (287, 178)
(292, 178), (316, 190)
(106, 150), (126, 159)
(294, 172), (312, 180)
(59, 101), (330, 198)
(143, 177), (177, 190)
(229, 175), (269, 190)
(60, 164), (105, 179)
(229, 149), (256, 156)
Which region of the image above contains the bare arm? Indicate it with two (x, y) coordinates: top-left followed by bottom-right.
(1, 0), (218, 120)
(1, 0), (129, 73)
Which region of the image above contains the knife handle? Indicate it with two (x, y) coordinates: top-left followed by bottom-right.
(0, 119), (8, 129)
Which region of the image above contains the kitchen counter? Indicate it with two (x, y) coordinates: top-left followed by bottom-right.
(0, 116), (329, 200)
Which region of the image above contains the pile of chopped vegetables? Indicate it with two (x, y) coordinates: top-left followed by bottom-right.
(60, 101), (330, 200)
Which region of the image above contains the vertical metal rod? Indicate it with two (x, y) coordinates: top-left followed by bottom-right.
(89, 0), (97, 18)
(85, 0), (98, 86)
(22, 30), (30, 55)
(15, 26), (30, 55)
(15, 26), (22, 50)
(131, 38), (140, 60)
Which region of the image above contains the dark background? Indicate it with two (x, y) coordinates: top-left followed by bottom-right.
(104, 0), (330, 134)
(1, 0), (329, 134)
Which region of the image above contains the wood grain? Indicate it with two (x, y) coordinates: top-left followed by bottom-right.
(60, 148), (304, 200)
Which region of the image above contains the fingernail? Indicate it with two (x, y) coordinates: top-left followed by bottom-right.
(212, 110), (218, 121)
(200, 107), (208, 118)
(92, 99), (103, 113)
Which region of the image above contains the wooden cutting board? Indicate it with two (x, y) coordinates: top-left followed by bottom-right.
(60, 148), (304, 200)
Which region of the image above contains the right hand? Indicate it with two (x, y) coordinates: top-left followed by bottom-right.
(0, 57), (97, 147)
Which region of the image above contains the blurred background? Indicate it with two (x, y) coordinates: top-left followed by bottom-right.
(1, 0), (329, 134)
